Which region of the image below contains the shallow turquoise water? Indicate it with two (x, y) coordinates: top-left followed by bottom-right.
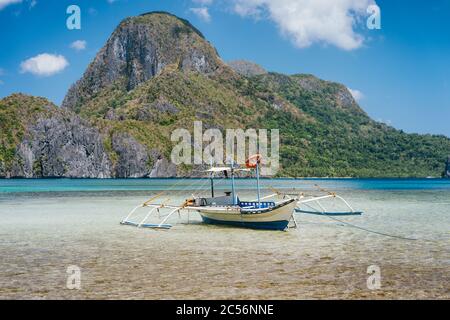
(1, 178), (450, 193)
(0, 178), (449, 299)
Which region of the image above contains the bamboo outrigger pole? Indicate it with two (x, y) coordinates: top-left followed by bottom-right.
(142, 191), (166, 206)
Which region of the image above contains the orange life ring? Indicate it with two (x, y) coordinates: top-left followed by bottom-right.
(245, 154), (262, 168)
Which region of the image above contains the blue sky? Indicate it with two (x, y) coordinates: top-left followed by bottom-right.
(0, 0), (449, 137)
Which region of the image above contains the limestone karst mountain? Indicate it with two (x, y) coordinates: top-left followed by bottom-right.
(1, 12), (449, 178)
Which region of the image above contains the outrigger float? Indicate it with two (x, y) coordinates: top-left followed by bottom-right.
(121, 155), (362, 231)
(295, 184), (363, 216)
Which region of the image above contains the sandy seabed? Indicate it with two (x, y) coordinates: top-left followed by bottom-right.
(0, 189), (449, 299)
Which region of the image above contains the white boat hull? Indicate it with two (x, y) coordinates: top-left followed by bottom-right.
(190, 199), (297, 231)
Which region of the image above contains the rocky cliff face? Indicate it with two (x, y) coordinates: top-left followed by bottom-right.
(11, 112), (111, 178)
(0, 94), (110, 178)
(110, 132), (176, 178)
(62, 12), (223, 112)
(227, 60), (267, 77)
(0, 94), (176, 178)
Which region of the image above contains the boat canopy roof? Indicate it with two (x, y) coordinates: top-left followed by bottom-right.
(204, 167), (251, 172)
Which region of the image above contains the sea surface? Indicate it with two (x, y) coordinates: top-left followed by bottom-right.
(0, 178), (449, 299)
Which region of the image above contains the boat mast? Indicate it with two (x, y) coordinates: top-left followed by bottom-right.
(209, 172), (214, 198)
(209, 159), (214, 198)
(231, 159), (236, 205)
(256, 160), (261, 208)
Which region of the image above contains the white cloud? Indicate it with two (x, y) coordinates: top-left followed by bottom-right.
(190, 7), (211, 22)
(70, 40), (87, 51)
(232, 0), (376, 50)
(0, 0), (22, 10)
(20, 53), (69, 76)
(348, 88), (364, 102)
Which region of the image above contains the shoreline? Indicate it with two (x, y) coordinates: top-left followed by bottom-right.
(0, 176), (446, 180)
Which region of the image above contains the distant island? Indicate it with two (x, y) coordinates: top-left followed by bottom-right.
(1, 11), (450, 179)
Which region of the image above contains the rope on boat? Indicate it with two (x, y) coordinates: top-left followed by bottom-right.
(267, 183), (418, 241)
(141, 178), (189, 206)
(316, 213), (418, 241)
(323, 214), (449, 243)
(148, 176), (211, 205)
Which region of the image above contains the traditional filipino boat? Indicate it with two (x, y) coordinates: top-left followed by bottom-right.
(121, 155), (362, 231)
(185, 194), (297, 231)
(187, 155), (298, 230)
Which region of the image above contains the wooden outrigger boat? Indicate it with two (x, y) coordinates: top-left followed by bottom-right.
(187, 194), (297, 231)
(120, 155), (362, 231)
(121, 155), (298, 231)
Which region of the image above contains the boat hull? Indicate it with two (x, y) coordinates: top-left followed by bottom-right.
(197, 199), (297, 231)
(200, 216), (290, 231)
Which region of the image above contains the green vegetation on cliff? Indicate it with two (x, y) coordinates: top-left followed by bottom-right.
(0, 94), (55, 171)
(246, 73), (450, 177)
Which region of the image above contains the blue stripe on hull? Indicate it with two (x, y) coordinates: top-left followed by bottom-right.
(201, 216), (289, 231)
